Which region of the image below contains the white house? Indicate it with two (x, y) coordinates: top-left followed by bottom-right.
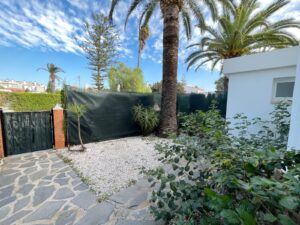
(184, 85), (205, 94)
(223, 46), (300, 150)
(0, 79), (46, 92)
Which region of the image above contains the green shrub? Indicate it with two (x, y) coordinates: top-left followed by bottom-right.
(179, 103), (228, 138)
(148, 102), (300, 225)
(0, 92), (61, 111)
(0, 93), (9, 106)
(133, 104), (159, 135)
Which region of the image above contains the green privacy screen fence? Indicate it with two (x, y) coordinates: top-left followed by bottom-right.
(66, 89), (227, 145)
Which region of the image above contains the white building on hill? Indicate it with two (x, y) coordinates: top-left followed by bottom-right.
(0, 80), (46, 92)
(184, 85), (205, 94)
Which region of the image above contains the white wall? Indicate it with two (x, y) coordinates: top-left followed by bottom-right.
(224, 47), (300, 148)
(226, 66), (296, 134)
(288, 47), (300, 151)
(223, 47), (299, 74)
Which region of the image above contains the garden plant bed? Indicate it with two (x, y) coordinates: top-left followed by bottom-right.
(58, 136), (166, 201)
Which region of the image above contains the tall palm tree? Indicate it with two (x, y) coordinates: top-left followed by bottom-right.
(38, 64), (64, 93)
(137, 25), (150, 68)
(186, 0), (300, 90)
(109, 0), (234, 135)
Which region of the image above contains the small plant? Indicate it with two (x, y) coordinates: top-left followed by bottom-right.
(68, 103), (87, 151)
(133, 104), (159, 136)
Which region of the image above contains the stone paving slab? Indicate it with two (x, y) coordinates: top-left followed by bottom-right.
(0, 150), (165, 225)
(0, 150), (103, 225)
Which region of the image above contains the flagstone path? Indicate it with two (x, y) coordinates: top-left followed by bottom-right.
(0, 150), (164, 225)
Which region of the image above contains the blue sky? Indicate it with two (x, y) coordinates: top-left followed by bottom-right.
(0, 0), (299, 91)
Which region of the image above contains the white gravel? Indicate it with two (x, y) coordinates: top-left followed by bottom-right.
(58, 136), (166, 199)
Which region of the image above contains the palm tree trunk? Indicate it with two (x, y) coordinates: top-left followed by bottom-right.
(158, 3), (180, 136)
(77, 116), (85, 151)
(50, 73), (55, 93)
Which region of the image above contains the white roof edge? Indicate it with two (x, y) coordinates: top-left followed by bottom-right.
(223, 46), (299, 75)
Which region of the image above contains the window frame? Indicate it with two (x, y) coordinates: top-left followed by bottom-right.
(271, 77), (295, 103)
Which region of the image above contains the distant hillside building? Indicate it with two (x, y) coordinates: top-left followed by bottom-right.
(184, 85), (205, 94)
(0, 80), (46, 92)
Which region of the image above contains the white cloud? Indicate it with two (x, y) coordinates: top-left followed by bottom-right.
(0, 0), (82, 53)
(0, 0), (133, 56)
(0, 0), (299, 68)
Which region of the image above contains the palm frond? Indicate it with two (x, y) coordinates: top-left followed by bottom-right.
(125, 0), (144, 28)
(185, 0), (300, 72)
(181, 6), (192, 40)
(140, 0), (159, 28)
(109, 0), (121, 22)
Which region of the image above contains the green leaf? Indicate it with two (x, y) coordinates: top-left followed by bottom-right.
(172, 164), (179, 170)
(157, 200), (164, 208)
(279, 196), (299, 210)
(170, 182), (177, 192)
(185, 165), (190, 171)
(220, 209), (240, 224)
(278, 214), (297, 225)
(245, 163), (256, 174)
(204, 188), (216, 198)
(263, 213), (277, 223)
(167, 174), (176, 181)
(237, 208), (256, 225)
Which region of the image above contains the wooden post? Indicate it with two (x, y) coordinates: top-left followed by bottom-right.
(0, 108), (5, 158)
(52, 106), (65, 149)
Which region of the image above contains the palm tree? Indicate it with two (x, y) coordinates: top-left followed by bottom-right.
(186, 0), (300, 90)
(38, 64), (64, 93)
(137, 25), (150, 68)
(109, 0), (234, 135)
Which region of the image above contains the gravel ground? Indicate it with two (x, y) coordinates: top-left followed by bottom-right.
(58, 136), (167, 200)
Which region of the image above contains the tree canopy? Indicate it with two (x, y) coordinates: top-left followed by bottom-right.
(186, 0), (300, 72)
(215, 76), (229, 92)
(150, 81), (186, 94)
(108, 63), (151, 93)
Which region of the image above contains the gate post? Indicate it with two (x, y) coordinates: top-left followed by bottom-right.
(0, 109), (5, 158)
(52, 106), (65, 150)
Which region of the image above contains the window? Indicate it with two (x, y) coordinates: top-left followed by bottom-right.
(272, 77), (295, 103)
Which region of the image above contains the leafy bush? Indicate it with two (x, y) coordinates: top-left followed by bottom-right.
(148, 102), (300, 225)
(0, 92), (61, 111)
(179, 104), (228, 138)
(133, 104), (159, 135)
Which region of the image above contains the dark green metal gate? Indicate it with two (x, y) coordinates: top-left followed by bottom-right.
(2, 111), (53, 156)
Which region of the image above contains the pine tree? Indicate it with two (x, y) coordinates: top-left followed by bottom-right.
(77, 13), (118, 90)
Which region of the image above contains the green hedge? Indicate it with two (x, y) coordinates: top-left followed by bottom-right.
(0, 92), (61, 112)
